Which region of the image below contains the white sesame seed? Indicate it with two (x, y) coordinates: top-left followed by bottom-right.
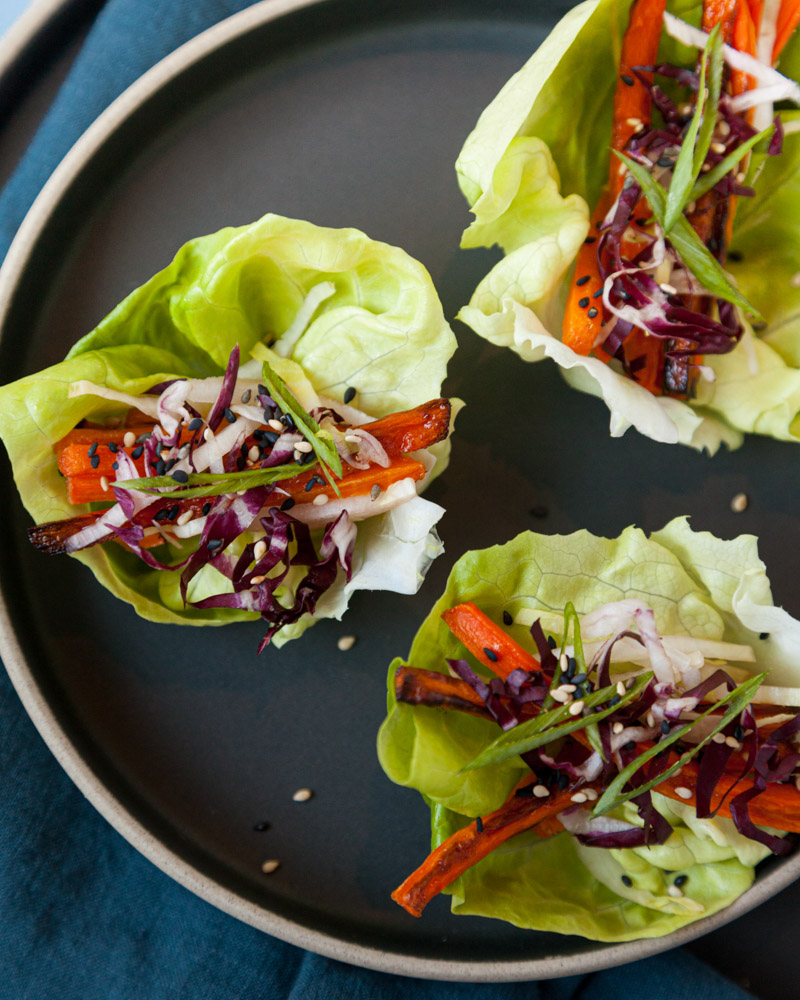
(559, 653), (569, 671)
(533, 784), (550, 798)
(123, 431), (136, 448)
(712, 732), (727, 744)
(679, 102), (692, 116)
(791, 272), (800, 288)
(710, 141), (726, 154)
(176, 510), (194, 526)
(295, 441), (313, 454)
(667, 885), (684, 898)
(613, 722), (625, 735)
(571, 792), (588, 804)
(659, 282), (678, 295)
(687, 200), (697, 214)
(647, 712), (655, 728)
(725, 735), (742, 750)
(100, 475), (109, 492)
(736, 170), (746, 183)
(261, 859), (280, 874)
(313, 494), (329, 506)
(583, 788), (598, 801)
(292, 788), (313, 802)
(268, 419), (285, 433)
(370, 484), (381, 501)
(730, 492), (748, 513)
(616, 681), (627, 697)
(626, 116), (642, 127)
(675, 786), (692, 800)
(337, 635), (356, 652)
(701, 163), (711, 172)
(248, 446), (260, 463)
(569, 700), (585, 716)
(550, 689), (571, 704)
(718, 121), (731, 137)
(204, 428), (214, 441)
(254, 540), (267, 561)
(560, 684), (577, 694)
(344, 434), (361, 444)
(251, 575), (267, 585)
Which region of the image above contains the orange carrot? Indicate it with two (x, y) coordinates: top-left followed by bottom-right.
(773, 0), (800, 60)
(703, 0), (739, 40)
(360, 399), (451, 455)
(394, 665), (493, 720)
(732, 0), (758, 97)
(391, 782), (581, 917)
(562, 203), (609, 355)
(441, 603), (541, 680)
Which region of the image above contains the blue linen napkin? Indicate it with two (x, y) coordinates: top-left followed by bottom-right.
(0, 1), (759, 996)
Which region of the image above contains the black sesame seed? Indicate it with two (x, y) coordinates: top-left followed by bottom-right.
(108, 442), (118, 453)
(171, 470), (189, 483)
(207, 540), (224, 553)
(657, 156), (673, 168)
(529, 505), (549, 518)
(547, 636), (557, 650)
(240, 442), (249, 457)
(572, 672), (587, 685)
(301, 450), (316, 465)
(759, 632), (770, 640)
(578, 296), (590, 308)
(283, 413), (295, 430)
(263, 430), (280, 444)
(483, 647), (499, 663)
(674, 874), (688, 887)
(241, 388), (252, 404)
(621, 74), (634, 86)
(88, 442), (98, 457)
(167, 505), (179, 521)
(111, 461), (119, 471)
(237, 456), (246, 471)
(258, 384), (268, 396)
(253, 821), (271, 832)
(734, 724), (744, 741)
(224, 407), (237, 423)
(188, 417), (203, 432)
(132, 445), (144, 459)
(558, 772), (569, 790)
(164, 458), (178, 472)
(728, 250), (743, 262)
(90, 454), (100, 469)
(593, 288), (604, 298)
(515, 785), (534, 798)
(502, 610), (513, 626)
(280, 497), (296, 511)
(476, 816), (484, 833)
(608, 695), (621, 707)
(584, 236), (596, 244)
(136, 432), (151, 443)
(621, 874), (633, 887)
(566, 657), (577, 680)
(623, 741), (636, 751)
(343, 386), (356, 404)
(636, 217), (648, 227)
(661, 720), (670, 735)
(201, 503), (212, 516)
(587, 307), (598, 319)
(154, 508), (170, 522)
(576, 274), (590, 286)
(155, 459), (166, 477)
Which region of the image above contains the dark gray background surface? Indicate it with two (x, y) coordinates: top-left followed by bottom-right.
(0, 0), (798, 991)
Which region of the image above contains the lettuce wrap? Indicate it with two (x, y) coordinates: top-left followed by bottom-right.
(0, 213), (458, 646)
(377, 518), (800, 940)
(456, 0), (800, 453)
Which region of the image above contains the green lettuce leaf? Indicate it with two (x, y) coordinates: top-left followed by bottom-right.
(456, 0), (800, 452)
(377, 518), (793, 939)
(0, 214), (457, 638)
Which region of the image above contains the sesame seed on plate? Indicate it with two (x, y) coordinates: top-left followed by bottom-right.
(292, 788), (313, 802)
(675, 786), (692, 800)
(337, 635), (356, 651)
(730, 492), (748, 513)
(261, 859), (280, 874)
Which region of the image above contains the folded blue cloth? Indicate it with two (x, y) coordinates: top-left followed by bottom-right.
(0, 1), (758, 996)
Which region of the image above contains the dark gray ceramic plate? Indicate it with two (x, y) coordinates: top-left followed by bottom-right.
(2, 0), (800, 983)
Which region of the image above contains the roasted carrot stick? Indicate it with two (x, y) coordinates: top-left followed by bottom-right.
(391, 782), (581, 917)
(360, 399), (451, 455)
(702, 0), (739, 40)
(394, 665), (494, 719)
(773, 0), (800, 60)
(441, 603), (541, 680)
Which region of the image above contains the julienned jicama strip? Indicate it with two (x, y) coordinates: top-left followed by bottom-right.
(456, 0), (800, 453)
(377, 519), (800, 941)
(0, 213), (458, 648)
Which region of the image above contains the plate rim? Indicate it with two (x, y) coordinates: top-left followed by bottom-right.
(2, 0), (800, 981)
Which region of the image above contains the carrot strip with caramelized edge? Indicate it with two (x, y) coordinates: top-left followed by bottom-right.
(441, 603), (540, 679)
(391, 782), (582, 917)
(360, 398), (451, 455)
(394, 666), (493, 720)
(774, 0), (800, 60)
